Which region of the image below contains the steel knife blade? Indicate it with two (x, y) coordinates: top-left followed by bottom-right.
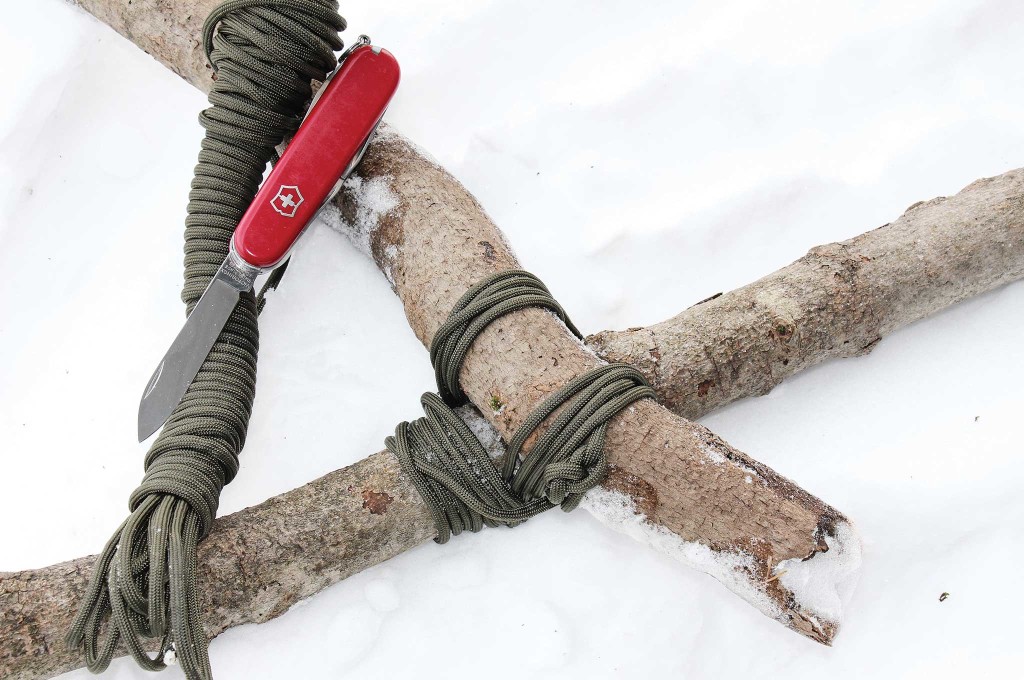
(137, 43), (401, 441)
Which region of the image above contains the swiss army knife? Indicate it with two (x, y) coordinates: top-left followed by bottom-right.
(137, 38), (400, 441)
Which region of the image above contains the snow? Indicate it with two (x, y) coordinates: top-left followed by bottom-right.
(1, 1), (1023, 678)
(700, 442), (728, 465)
(330, 172), (400, 282)
(321, 172), (401, 284)
(582, 486), (861, 636)
(581, 487), (783, 622)
(455, 405), (506, 460)
(775, 522), (862, 623)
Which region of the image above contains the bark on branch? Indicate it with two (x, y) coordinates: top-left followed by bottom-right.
(1, 451), (436, 680)
(588, 170), (1024, 420)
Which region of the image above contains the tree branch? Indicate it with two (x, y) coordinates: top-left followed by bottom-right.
(1, 452), (435, 680)
(588, 170), (1024, 420)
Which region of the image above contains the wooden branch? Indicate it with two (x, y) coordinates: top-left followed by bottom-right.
(588, 170), (1024, 420)
(1, 452), (435, 680)
(2, 2), (863, 677)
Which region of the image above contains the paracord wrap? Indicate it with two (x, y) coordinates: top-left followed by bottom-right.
(430, 269), (582, 405)
(66, 3), (345, 679)
(388, 270), (656, 544)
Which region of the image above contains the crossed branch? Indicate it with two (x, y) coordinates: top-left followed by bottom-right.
(2, 2), (1021, 678)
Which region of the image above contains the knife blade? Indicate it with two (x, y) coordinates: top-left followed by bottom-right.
(138, 42), (401, 441)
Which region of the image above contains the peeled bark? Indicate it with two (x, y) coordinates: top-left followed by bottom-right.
(588, 170), (1024, 420)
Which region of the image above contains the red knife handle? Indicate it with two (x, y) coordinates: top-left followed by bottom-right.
(231, 45), (401, 269)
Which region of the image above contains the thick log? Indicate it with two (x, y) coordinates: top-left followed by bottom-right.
(588, 170), (1024, 420)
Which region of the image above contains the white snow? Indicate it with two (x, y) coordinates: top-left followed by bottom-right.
(776, 522), (863, 623)
(580, 487), (783, 622)
(700, 442), (728, 465)
(324, 173), (399, 258)
(2, 1), (1023, 679)
(583, 487), (861, 635)
(455, 404), (506, 459)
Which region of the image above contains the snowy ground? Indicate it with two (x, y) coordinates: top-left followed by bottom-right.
(2, 1), (1023, 678)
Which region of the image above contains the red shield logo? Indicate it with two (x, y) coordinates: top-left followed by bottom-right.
(271, 185), (304, 217)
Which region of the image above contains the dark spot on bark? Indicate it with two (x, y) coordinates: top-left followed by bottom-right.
(697, 379), (714, 397)
(361, 489), (394, 515)
(860, 336), (881, 353)
(479, 240), (496, 261)
(773, 323), (794, 340)
(648, 342), (661, 363)
(688, 291), (723, 308)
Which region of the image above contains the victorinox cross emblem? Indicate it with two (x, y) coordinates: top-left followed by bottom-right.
(271, 185), (304, 217)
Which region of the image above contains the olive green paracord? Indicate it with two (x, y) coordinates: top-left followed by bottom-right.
(388, 271), (656, 543)
(66, 3), (346, 679)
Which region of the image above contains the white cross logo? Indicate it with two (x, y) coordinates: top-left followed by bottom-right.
(271, 184), (304, 217)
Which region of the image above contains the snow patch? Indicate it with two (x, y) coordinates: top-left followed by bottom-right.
(581, 488), (860, 630)
(455, 405), (506, 460)
(580, 487), (783, 622)
(325, 173), (400, 270)
(701, 442), (727, 465)
(776, 521), (862, 623)
(376, 123), (441, 168)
